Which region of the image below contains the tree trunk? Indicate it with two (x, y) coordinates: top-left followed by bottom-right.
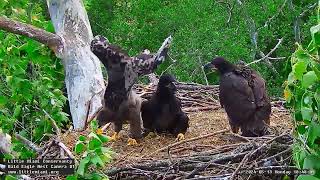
(46, 0), (105, 130)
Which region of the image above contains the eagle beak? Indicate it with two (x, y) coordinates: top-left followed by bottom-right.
(166, 83), (177, 91)
(203, 62), (216, 71)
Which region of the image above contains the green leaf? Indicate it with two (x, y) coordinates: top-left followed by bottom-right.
(310, 24), (320, 46)
(302, 71), (318, 88)
(297, 175), (320, 180)
(287, 72), (295, 84)
(90, 155), (105, 167)
(301, 107), (313, 121)
(66, 175), (78, 180)
(75, 142), (86, 154)
(5, 175), (18, 180)
(298, 125), (307, 134)
(98, 134), (109, 143)
(13, 105), (22, 118)
(88, 138), (102, 150)
(293, 60), (308, 80)
(0, 96), (8, 106)
(79, 135), (87, 142)
(308, 122), (320, 146)
(77, 156), (90, 176)
(303, 154), (320, 178)
(90, 120), (98, 131)
(311, 63), (320, 79)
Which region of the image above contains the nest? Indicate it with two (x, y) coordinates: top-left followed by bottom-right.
(104, 83), (293, 180)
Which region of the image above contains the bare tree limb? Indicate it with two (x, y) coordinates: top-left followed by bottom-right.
(246, 38), (284, 66)
(0, 16), (62, 52)
(14, 134), (42, 153)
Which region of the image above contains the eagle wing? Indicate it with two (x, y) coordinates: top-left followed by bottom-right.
(219, 72), (256, 125)
(251, 72), (269, 107)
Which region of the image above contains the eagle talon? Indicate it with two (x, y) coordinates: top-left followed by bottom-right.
(146, 132), (158, 138)
(127, 138), (138, 146)
(175, 133), (185, 141)
(110, 132), (119, 141)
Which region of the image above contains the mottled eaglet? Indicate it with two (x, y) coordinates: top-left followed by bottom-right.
(90, 35), (172, 145)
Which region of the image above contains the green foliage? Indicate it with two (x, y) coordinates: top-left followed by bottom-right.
(0, 0), (67, 158)
(285, 5), (320, 179)
(86, 0), (318, 96)
(67, 120), (113, 180)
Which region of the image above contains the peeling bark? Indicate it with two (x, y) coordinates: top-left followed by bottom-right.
(47, 0), (105, 130)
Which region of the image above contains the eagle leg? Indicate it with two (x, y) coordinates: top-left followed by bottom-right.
(230, 125), (240, 134)
(145, 131), (158, 139)
(127, 138), (138, 146)
(110, 132), (120, 141)
(175, 133), (185, 141)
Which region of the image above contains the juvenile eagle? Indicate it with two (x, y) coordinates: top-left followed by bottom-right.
(141, 74), (189, 141)
(204, 57), (271, 137)
(91, 35), (172, 145)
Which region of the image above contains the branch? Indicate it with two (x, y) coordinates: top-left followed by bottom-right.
(42, 109), (61, 136)
(14, 134), (42, 153)
(229, 130), (290, 180)
(0, 16), (62, 52)
(141, 129), (229, 158)
(246, 38), (284, 66)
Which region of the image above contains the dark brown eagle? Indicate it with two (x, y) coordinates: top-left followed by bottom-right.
(204, 57), (271, 137)
(90, 35), (172, 145)
(141, 74), (189, 141)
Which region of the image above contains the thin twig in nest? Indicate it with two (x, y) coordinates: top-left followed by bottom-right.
(141, 129), (229, 158)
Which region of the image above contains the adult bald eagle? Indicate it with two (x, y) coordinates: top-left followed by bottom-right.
(141, 74), (189, 141)
(204, 57), (271, 137)
(91, 35), (172, 145)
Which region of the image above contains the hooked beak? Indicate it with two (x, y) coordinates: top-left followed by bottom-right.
(203, 62), (217, 71)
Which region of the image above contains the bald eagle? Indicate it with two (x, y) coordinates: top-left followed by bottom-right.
(90, 35), (172, 145)
(204, 57), (271, 137)
(141, 74), (189, 141)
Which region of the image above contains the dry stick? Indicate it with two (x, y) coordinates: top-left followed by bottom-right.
(246, 38), (284, 66)
(229, 133), (250, 142)
(42, 109), (61, 136)
(256, 147), (292, 166)
(14, 133), (42, 153)
(229, 130), (290, 180)
(38, 140), (55, 159)
(56, 140), (75, 159)
(102, 122), (111, 132)
(141, 129), (229, 158)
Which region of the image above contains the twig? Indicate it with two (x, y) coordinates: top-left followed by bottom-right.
(43, 109), (61, 136)
(246, 38), (284, 66)
(102, 122), (111, 132)
(56, 140), (75, 160)
(38, 140), (54, 159)
(141, 129), (229, 158)
(256, 147), (292, 165)
(229, 130), (290, 180)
